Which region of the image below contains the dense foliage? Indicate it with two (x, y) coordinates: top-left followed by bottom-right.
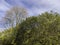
(0, 12), (60, 45)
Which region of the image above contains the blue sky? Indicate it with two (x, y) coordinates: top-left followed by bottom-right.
(0, 0), (60, 31)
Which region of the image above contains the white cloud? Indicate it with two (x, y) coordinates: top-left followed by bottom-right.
(26, 0), (60, 15)
(0, 0), (10, 11)
(0, 0), (60, 15)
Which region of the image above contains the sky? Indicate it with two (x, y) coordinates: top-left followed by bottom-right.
(0, 0), (60, 31)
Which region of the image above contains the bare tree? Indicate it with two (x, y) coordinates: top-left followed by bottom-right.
(4, 6), (28, 28)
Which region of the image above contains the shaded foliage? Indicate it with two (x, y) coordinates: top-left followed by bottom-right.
(15, 12), (60, 45)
